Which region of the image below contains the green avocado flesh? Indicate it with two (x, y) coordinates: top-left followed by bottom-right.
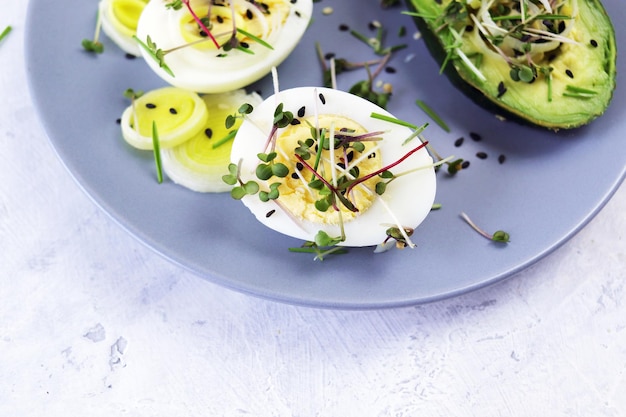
(406, 0), (617, 129)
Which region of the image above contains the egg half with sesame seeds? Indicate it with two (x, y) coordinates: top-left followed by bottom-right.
(228, 87), (437, 248)
(135, 0), (313, 93)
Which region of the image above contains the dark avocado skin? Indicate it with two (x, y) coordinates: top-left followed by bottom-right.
(405, 0), (617, 130)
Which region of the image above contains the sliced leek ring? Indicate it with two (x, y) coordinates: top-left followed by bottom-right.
(161, 89), (263, 193)
(99, 0), (149, 56)
(120, 86), (209, 150)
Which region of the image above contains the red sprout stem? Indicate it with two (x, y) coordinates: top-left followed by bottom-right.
(345, 141), (429, 196)
(182, 0), (220, 49)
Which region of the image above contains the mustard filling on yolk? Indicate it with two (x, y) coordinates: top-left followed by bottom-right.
(273, 115), (383, 224)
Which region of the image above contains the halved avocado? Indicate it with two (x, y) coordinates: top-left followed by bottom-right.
(405, 0), (617, 130)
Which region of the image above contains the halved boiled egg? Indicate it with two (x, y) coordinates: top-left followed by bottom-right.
(135, 0), (313, 93)
(99, 0), (149, 56)
(229, 87), (437, 248)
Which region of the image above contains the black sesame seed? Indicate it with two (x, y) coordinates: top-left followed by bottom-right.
(324, 52), (336, 60)
(246, 9), (253, 19)
(498, 154), (506, 164)
(217, 15), (224, 24)
(116, 118), (121, 124)
(319, 93), (326, 104)
(476, 152), (488, 159)
(295, 10), (301, 17)
(590, 39), (598, 48)
(296, 162), (304, 171)
(240, 42), (249, 49)
(297, 106), (306, 117)
(454, 137), (464, 147)
(339, 24), (349, 32)
(347, 150), (354, 162)
(497, 81), (507, 98)
(146, 103), (156, 109)
(169, 108), (177, 115)
(204, 128), (213, 139)
(125, 53), (136, 60)
(368, 152), (377, 159)
(469, 132), (482, 141)
(290, 119), (301, 125)
(265, 210), (276, 218)
(565, 69), (574, 78)
(385, 66), (397, 74)
(290, 173), (299, 179)
(461, 160), (470, 169)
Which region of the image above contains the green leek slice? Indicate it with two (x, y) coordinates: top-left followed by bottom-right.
(161, 89), (263, 193)
(120, 86), (209, 150)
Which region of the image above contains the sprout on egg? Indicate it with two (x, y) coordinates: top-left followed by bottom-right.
(229, 87), (437, 248)
(135, 0), (313, 93)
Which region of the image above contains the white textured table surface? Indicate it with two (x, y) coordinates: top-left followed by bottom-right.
(2, 2), (626, 416)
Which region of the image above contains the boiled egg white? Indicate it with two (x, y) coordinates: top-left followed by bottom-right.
(135, 0), (313, 93)
(229, 87), (437, 248)
(99, 0), (149, 56)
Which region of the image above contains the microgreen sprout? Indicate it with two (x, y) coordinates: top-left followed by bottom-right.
(261, 102), (294, 152)
(223, 103), (293, 201)
(317, 21), (404, 108)
(82, 10), (104, 53)
(425, 143), (464, 176)
(348, 55), (393, 108)
(123, 88), (144, 101)
(0, 25), (12, 46)
(316, 43), (385, 89)
(350, 23), (407, 56)
(123, 88), (144, 133)
(221, 103), (254, 148)
(382, 226), (415, 249)
(225, 103), (254, 129)
(289, 230), (348, 261)
(256, 152), (289, 181)
(460, 212), (510, 243)
(133, 35), (175, 77)
(222, 161), (260, 200)
(165, 0), (183, 10)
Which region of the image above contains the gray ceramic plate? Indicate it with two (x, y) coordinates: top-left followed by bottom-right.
(26, 0), (625, 308)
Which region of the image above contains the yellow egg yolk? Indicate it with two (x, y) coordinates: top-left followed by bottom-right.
(178, 0), (291, 51)
(273, 115), (383, 224)
(109, 0), (148, 36)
